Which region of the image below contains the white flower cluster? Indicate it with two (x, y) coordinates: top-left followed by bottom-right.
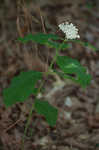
(58, 22), (80, 39)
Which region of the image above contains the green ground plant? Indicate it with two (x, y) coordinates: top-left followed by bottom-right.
(3, 22), (97, 149)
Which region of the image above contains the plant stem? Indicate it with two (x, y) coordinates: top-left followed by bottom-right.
(21, 39), (66, 150)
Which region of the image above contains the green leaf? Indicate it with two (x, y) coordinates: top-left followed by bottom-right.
(86, 2), (94, 9)
(17, 33), (61, 44)
(66, 39), (97, 51)
(3, 71), (42, 107)
(83, 42), (97, 51)
(96, 143), (99, 147)
(56, 56), (91, 88)
(46, 40), (70, 50)
(32, 88), (38, 96)
(34, 99), (58, 126)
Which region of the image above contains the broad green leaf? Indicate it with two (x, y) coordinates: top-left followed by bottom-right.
(3, 71), (42, 107)
(32, 88), (38, 96)
(83, 42), (97, 51)
(34, 99), (58, 126)
(86, 2), (95, 9)
(67, 39), (97, 51)
(46, 40), (70, 50)
(56, 56), (91, 88)
(17, 33), (61, 44)
(96, 144), (99, 147)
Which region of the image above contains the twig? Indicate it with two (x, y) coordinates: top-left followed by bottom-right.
(4, 119), (21, 132)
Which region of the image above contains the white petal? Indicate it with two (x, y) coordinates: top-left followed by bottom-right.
(58, 22), (80, 40)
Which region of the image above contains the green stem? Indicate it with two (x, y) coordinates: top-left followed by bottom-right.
(47, 39), (66, 74)
(21, 39), (66, 150)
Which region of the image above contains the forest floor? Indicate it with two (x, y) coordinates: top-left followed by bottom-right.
(0, 0), (99, 150)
